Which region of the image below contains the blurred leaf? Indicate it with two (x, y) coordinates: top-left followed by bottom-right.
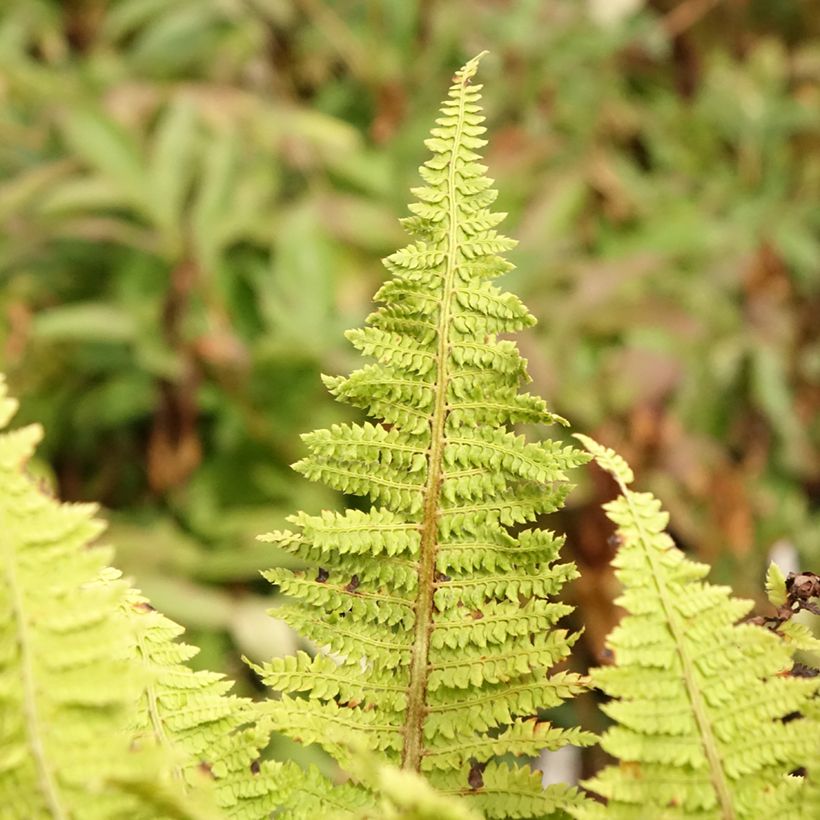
(32, 303), (137, 342)
(61, 110), (148, 213)
(0, 159), (75, 220)
(191, 124), (239, 272)
(123, 3), (231, 75)
(103, 0), (179, 41)
(774, 217), (820, 282)
(316, 192), (404, 252)
(262, 203), (339, 351)
(750, 342), (807, 468)
(72, 374), (155, 430)
(136, 573), (234, 631)
(230, 597), (297, 663)
(39, 175), (132, 214)
(148, 97), (198, 246)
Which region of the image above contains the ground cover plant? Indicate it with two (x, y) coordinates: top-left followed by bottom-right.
(2, 52), (818, 819)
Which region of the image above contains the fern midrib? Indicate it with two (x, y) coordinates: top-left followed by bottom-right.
(401, 71), (469, 772)
(619, 483), (736, 820)
(4, 527), (67, 819)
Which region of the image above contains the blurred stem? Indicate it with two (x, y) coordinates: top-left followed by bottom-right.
(147, 257), (202, 493)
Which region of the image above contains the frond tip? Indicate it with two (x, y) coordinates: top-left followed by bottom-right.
(573, 435), (820, 820)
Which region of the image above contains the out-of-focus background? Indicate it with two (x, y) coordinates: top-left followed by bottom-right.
(1, 0), (818, 762)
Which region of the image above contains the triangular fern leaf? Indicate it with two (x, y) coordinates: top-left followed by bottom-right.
(257, 53), (594, 818)
(573, 434), (820, 819)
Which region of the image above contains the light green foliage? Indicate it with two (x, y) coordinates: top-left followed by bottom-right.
(126, 594), (287, 819)
(257, 54), (594, 818)
(0, 374), (209, 818)
(574, 435), (820, 820)
(3, 1), (819, 689)
(764, 563), (788, 608)
(0, 372), (292, 819)
(3, 9), (819, 814)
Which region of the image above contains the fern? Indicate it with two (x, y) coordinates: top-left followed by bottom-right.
(573, 435), (820, 820)
(127, 590), (360, 820)
(0, 374), (212, 818)
(344, 748), (485, 820)
(126, 593), (290, 819)
(130, 602), (425, 820)
(10, 50), (816, 820)
(0, 372), (296, 819)
(257, 52), (593, 818)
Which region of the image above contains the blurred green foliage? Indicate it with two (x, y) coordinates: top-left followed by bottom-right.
(1, 0), (818, 701)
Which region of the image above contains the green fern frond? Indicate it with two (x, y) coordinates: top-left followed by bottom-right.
(126, 589), (354, 820)
(573, 434), (820, 820)
(257, 53), (593, 818)
(0, 374), (214, 818)
(0, 373), (300, 819)
(269, 765), (374, 820)
(126, 593), (291, 819)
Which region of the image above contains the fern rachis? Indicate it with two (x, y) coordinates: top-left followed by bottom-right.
(401, 48), (484, 771)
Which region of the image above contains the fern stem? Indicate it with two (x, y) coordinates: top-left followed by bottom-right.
(619, 480), (736, 820)
(401, 62), (471, 772)
(4, 549), (67, 819)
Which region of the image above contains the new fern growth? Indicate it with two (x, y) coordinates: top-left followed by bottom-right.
(257, 52), (594, 818)
(573, 435), (820, 820)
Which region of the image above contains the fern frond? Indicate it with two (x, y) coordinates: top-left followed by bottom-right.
(764, 562), (789, 608)
(0, 374), (215, 818)
(257, 53), (593, 818)
(0, 372), (302, 819)
(126, 593), (292, 819)
(573, 434), (820, 820)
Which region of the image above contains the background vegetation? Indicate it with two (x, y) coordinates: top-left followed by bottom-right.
(1, 0), (818, 776)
